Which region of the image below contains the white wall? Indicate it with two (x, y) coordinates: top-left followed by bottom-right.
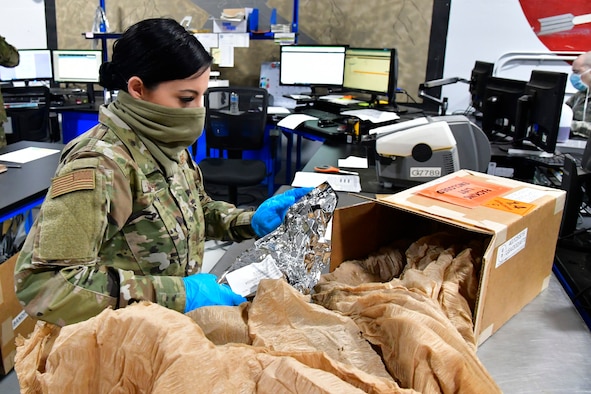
(442, 0), (575, 114)
(0, 0), (47, 49)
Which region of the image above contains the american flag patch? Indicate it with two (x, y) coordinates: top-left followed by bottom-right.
(51, 169), (96, 198)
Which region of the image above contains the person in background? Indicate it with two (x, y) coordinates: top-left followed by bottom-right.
(0, 35), (19, 148)
(15, 18), (310, 326)
(566, 51), (591, 138)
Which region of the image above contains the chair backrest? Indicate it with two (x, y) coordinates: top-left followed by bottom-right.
(204, 87), (268, 157)
(3, 86), (51, 143)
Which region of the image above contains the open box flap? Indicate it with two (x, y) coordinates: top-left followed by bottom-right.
(374, 170), (565, 236)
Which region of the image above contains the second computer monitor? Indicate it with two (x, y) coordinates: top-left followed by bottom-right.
(279, 45), (346, 87)
(52, 50), (102, 83)
(481, 76), (527, 138)
(469, 61), (495, 112)
(514, 70), (568, 153)
(342, 47), (398, 104)
(0, 49), (53, 82)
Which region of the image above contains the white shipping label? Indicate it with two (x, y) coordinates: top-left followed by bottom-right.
(12, 309), (28, 330)
(226, 255), (284, 297)
(496, 228), (528, 268)
(504, 188), (546, 203)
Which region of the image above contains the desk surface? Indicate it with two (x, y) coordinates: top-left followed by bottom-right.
(279, 102), (427, 143)
(0, 141), (64, 220)
(300, 142), (403, 195)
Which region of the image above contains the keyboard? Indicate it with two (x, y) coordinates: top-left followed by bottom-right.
(299, 108), (340, 120)
(286, 94), (312, 100)
(525, 153), (582, 169)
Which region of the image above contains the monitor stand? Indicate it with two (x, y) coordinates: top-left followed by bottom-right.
(86, 83), (96, 104)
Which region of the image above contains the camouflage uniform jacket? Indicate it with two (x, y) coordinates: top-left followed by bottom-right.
(0, 35), (20, 148)
(566, 90), (591, 138)
(15, 105), (256, 326)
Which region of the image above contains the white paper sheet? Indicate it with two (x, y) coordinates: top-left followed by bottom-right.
(277, 114), (317, 129)
(341, 108), (400, 123)
(218, 33), (250, 48)
(193, 33), (218, 51)
(337, 156), (368, 169)
(0, 147), (60, 164)
(267, 106), (291, 115)
(212, 46), (235, 67)
(226, 255), (284, 297)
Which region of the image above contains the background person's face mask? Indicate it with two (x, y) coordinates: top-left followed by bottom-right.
(570, 68), (591, 91)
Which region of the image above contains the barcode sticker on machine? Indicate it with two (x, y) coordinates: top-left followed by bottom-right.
(410, 167), (441, 178)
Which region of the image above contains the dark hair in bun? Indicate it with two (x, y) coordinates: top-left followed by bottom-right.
(98, 61), (124, 90)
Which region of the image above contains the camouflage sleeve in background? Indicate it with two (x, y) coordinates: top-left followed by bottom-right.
(0, 35), (19, 67)
(0, 35), (19, 147)
(566, 90), (591, 138)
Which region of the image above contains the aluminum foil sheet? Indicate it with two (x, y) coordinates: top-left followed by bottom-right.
(222, 182), (338, 294)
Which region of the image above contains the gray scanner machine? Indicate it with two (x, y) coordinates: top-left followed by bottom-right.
(372, 115), (491, 188)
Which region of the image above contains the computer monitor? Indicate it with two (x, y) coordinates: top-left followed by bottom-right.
(52, 50), (102, 83)
(469, 61), (494, 112)
(559, 138), (591, 239)
(279, 45), (346, 89)
(0, 49), (53, 82)
(514, 70), (568, 153)
(480, 76), (527, 139)
(342, 47), (398, 105)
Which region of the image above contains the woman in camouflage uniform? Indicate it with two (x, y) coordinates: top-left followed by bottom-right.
(0, 35), (19, 148)
(15, 18), (308, 326)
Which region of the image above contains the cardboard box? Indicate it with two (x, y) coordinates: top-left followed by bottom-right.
(330, 170), (566, 345)
(221, 8), (252, 20)
(0, 253), (36, 375)
(213, 18), (248, 33)
(213, 8), (253, 33)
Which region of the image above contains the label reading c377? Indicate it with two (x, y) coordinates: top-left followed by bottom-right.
(410, 167), (441, 178)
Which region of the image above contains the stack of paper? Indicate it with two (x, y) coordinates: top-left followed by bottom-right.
(341, 109), (399, 123)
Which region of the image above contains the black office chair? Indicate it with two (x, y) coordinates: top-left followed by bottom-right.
(199, 86), (276, 206)
(3, 86), (52, 144)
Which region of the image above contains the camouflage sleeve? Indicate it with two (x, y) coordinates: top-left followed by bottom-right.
(14, 153), (186, 326)
(195, 164), (257, 241)
(0, 35), (19, 67)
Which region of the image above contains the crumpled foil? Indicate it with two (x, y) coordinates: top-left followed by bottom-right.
(222, 182), (338, 294)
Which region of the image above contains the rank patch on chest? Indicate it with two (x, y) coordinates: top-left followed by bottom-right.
(51, 169), (96, 198)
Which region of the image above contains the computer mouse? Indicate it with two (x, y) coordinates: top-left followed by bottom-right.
(318, 119), (336, 127)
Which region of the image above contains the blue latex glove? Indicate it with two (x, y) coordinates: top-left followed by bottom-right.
(251, 187), (313, 237)
(183, 273), (246, 313)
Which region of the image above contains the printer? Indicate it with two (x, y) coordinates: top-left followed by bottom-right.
(373, 115), (491, 188)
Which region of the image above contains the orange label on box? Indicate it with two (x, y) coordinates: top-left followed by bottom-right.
(482, 197), (535, 216)
(418, 177), (512, 208)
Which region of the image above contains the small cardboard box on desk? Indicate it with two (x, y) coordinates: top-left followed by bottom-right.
(212, 8), (253, 33)
(330, 169), (566, 345)
(0, 253), (36, 375)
